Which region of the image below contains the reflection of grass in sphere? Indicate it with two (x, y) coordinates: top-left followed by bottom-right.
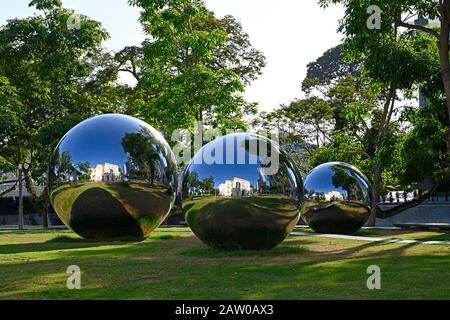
(51, 181), (173, 238)
(302, 200), (370, 235)
(184, 195), (298, 217)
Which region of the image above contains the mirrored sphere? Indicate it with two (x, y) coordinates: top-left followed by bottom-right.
(302, 162), (372, 234)
(181, 133), (303, 250)
(49, 114), (177, 239)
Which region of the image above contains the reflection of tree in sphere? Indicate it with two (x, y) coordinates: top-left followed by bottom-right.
(302, 162), (372, 235)
(181, 133), (303, 251)
(49, 114), (177, 239)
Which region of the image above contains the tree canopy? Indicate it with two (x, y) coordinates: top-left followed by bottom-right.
(127, 0), (266, 135)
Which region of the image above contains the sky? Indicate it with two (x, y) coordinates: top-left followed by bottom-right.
(0, 0), (344, 112)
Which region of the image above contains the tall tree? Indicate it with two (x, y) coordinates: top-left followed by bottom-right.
(319, 0), (450, 154)
(317, 0), (449, 225)
(0, 0), (124, 226)
(127, 0), (266, 135)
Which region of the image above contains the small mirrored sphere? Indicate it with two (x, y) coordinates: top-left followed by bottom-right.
(302, 162), (372, 234)
(181, 133), (303, 250)
(49, 114), (177, 239)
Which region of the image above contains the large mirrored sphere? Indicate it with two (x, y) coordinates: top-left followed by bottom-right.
(302, 162), (372, 234)
(49, 114), (177, 239)
(181, 133), (303, 250)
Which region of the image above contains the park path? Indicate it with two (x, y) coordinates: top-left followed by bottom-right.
(291, 231), (450, 246)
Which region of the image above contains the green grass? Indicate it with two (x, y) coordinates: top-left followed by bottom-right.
(0, 228), (449, 300)
(183, 195), (298, 218)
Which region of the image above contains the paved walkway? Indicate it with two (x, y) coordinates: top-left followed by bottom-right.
(291, 232), (450, 246)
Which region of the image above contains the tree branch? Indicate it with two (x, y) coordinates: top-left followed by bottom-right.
(0, 180), (18, 185)
(0, 183), (17, 197)
(395, 18), (440, 39)
(376, 187), (437, 219)
(118, 68), (140, 82)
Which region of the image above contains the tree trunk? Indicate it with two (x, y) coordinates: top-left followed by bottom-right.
(23, 167), (49, 228)
(368, 165), (381, 227)
(40, 186), (50, 229)
(366, 84), (396, 227)
(439, 2), (450, 154)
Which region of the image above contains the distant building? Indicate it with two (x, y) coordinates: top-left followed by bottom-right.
(218, 177), (252, 197)
(325, 191), (344, 202)
(89, 163), (121, 182)
(414, 16), (428, 27)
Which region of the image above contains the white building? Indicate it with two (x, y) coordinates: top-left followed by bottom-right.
(218, 177), (252, 197)
(89, 163), (121, 182)
(325, 191), (345, 202)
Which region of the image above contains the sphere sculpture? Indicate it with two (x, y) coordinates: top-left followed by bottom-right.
(181, 133), (303, 250)
(49, 114), (177, 239)
(302, 162), (372, 234)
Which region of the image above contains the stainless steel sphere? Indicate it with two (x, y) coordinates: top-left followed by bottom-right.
(302, 162), (372, 234)
(49, 114), (177, 239)
(181, 133), (303, 250)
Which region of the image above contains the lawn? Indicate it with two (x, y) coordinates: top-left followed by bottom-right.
(0, 227), (449, 300)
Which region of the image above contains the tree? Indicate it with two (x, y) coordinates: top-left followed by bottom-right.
(0, 77), (22, 196)
(199, 176), (215, 195)
(303, 45), (361, 92)
(319, 0), (450, 154)
(317, 0), (450, 225)
(121, 129), (161, 185)
(0, 0), (124, 226)
(127, 0), (266, 135)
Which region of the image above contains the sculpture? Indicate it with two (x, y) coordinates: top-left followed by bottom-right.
(49, 114), (177, 239)
(302, 162), (371, 234)
(181, 133), (303, 250)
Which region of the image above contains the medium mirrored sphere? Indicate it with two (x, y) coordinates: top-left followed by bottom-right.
(181, 133), (303, 250)
(302, 162), (372, 234)
(49, 114), (177, 239)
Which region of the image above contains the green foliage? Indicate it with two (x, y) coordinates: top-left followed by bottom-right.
(0, 4), (127, 209)
(303, 45), (361, 93)
(28, 0), (62, 11)
(394, 105), (448, 187)
(308, 132), (372, 178)
(128, 0), (265, 135)
(310, 0), (449, 197)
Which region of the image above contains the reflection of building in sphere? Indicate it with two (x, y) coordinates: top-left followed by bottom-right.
(325, 191), (345, 201)
(218, 177), (253, 197)
(89, 163), (122, 182)
(181, 133), (303, 250)
(302, 162), (372, 235)
(49, 114), (177, 239)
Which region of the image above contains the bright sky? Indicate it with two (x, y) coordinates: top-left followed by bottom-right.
(0, 0), (344, 111)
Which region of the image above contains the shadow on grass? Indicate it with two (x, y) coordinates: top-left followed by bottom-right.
(47, 235), (144, 244)
(295, 226), (450, 242)
(3, 245), (449, 300)
(362, 230), (450, 242)
(145, 233), (183, 241)
(0, 232), (185, 255)
(0, 228), (69, 236)
(48, 230), (185, 244)
(0, 235), (140, 255)
(0, 242), (108, 255)
(179, 244), (309, 258)
(1, 228), (449, 299)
